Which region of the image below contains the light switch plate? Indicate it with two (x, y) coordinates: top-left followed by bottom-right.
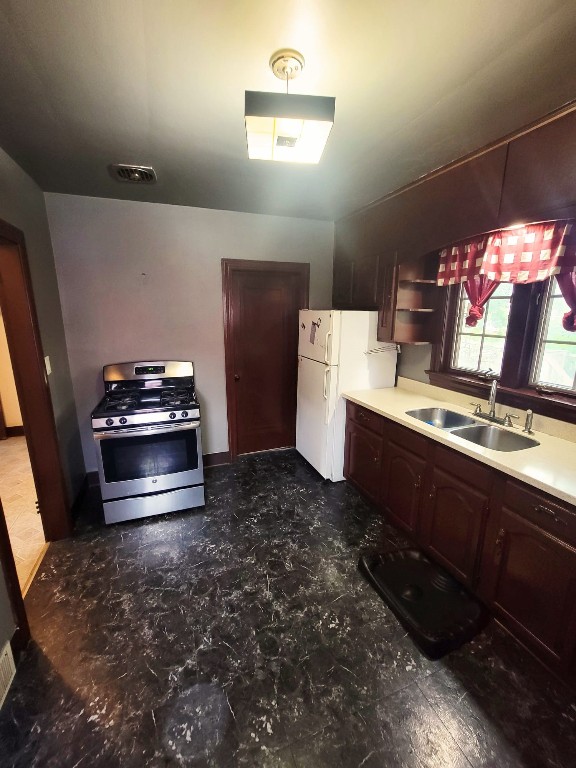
(44, 355), (51, 375)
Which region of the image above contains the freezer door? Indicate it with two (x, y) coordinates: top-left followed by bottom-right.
(296, 355), (338, 479)
(298, 309), (341, 364)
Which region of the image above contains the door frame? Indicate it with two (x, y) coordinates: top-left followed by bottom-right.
(221, 259), (309, 459)
(0, 217), (73, 652)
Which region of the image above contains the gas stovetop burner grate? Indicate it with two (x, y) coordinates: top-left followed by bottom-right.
(160, 389), (193, 407)
(104, 395), (139, 411)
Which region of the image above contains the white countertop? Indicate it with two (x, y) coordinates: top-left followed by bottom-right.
(343, 386), (576, 506)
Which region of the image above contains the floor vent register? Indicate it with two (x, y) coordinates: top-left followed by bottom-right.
(0, 641), (16, 708)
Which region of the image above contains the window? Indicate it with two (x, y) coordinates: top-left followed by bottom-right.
(530, 277), (576, 392)
(430, 277), (576, 420)
(452, 283), (513, 376)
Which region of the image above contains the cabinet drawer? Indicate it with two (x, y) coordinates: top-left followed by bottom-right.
(346, 402), (385, 435)
(504, 480), (576, 546)
(433, 445), (493, 493)
(388, 422), (428, 457)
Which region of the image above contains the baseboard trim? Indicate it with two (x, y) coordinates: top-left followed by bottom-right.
(5, 426), (25, 438)
(70, 473), (98, 521)
(203, 451), (231, 467)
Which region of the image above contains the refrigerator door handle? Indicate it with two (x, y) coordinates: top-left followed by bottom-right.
(323, 367), (332, 424)
(324, 331), (332, 365)
(323, 366), (329, 400)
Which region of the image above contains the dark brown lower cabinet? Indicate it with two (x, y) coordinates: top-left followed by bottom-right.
(480, 483), (576, 680)
(344, 403), (576, 684)
(382, 424), (427, 537)
(344, 421), (383, 505)
(421, 456), (490, 587)
(344, 402), (385, 505)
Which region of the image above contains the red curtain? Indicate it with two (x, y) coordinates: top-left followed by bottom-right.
(557, 271), (576, 332)
(437, 221), (576, 330)
(462, 274), (500, 327)
(481, 221), (576, 283)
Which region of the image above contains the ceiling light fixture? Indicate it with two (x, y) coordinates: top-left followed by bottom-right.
(245, 49), (335, 164)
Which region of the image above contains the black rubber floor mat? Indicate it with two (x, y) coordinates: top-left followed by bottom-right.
(359, 549), (489, 659)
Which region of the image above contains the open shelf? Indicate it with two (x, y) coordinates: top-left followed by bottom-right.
(392, 254), (441, 343)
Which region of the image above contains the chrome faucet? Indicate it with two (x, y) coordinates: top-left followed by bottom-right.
(488, 379), (498, 418)
(470, 376), (519, 427)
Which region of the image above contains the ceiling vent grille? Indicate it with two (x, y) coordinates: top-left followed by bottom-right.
(109, 164), (157, 184)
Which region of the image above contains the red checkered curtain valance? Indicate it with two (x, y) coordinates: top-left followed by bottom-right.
(437, 221), (576, 286)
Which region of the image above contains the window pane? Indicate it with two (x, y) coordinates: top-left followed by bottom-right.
(480, 337), (506, 375)
(484, 299), (511, 336)
(531, 277), (576, 392)
(536, 343), (576, 389)
(453, 334), (482, 371)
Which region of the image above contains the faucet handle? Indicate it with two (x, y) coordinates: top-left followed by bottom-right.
(470, 402), (482, 415)
(503, 413), (519, 428)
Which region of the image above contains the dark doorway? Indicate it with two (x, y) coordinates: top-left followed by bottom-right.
(222, 259), (309, 457)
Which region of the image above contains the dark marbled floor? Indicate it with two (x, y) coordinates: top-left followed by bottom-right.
(1, 449), (575, 767)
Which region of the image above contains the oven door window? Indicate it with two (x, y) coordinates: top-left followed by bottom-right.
(100, 429), (199, 483)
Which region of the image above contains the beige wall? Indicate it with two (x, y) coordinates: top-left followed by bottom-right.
(0, 309), (22, 426)
(45, 193), (335, 470)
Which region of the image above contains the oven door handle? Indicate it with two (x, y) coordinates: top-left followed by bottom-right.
(93, 421), (201, 440)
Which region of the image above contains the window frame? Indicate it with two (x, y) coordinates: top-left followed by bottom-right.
(428, 279), (576, 422)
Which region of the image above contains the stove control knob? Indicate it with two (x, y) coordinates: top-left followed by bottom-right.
(106, 418), (114, 426)
(120, 417), (127, 425)
(169, 412), (176, 419)
(181, 411), (188, 418)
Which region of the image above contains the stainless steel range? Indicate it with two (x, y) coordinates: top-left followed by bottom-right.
(91, 361), (205, 525)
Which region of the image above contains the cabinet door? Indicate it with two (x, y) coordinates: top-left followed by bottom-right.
(377, 258), (397, 342)
(351, 253), (382, 310)
(382, 441), (426, 537)
(421, 466), (490, 587)
(499, 109), (576, 225)
(484, 508), (576, 677)
(344, 422), (383, 505)
(332, 246), (353, 309)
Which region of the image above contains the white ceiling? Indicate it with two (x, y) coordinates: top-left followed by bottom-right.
(1, 0), (576, 221)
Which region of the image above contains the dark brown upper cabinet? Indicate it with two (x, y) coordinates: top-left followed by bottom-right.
(499, 109), (576, 227)
(332, 212), (385, 310)
(333, 145), (507, 311)
(391, 147), (507, 260)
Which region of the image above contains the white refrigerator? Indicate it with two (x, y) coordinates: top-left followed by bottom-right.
(296, 310), (398, 481)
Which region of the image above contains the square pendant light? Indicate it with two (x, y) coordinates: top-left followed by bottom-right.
(245, 49), (335, 164)
(245, 91), (335, 164)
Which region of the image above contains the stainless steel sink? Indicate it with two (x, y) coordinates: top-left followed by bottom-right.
(406, 407), (478, 429)
(450, 424), (540, 451)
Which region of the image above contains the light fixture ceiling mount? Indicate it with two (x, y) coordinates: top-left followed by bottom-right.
(269, 49), (305, 83)
(244, 49), (335, 164)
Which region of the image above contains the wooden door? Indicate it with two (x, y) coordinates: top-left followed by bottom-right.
(344, 421), (383, 505)
(382, 441), (426, 536)
(421, 465), (490, 587)
(0, 222), (71, 541)
(484, 508), (576, 675)
(222, 260), (309, 457)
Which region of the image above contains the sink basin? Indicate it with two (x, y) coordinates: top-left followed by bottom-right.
(406, 407), (478, 429)
(450, 424), (540, 452)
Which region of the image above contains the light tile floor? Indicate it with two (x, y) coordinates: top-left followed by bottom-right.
(0, 436), (47, 593)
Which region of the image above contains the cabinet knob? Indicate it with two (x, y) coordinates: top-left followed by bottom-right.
(234, 374), (240, 381)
